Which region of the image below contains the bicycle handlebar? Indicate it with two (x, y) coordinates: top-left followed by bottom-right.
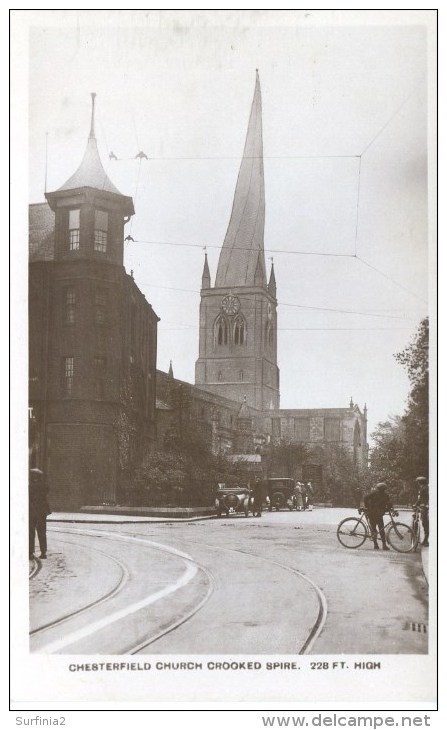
(359, 508), (399, 517)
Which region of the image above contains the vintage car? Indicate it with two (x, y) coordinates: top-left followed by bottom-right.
(266, 478), (296, 511)
(215, 483), (252, 517)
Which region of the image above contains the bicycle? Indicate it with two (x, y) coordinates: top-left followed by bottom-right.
(337, 509), (414, 553)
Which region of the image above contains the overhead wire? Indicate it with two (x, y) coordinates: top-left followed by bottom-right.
(134, 281), (413, 320)
(116, 82), (426, 318)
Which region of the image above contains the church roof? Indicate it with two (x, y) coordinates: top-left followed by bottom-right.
(215, 71), (266, 288)
(29, 202), (55, 261)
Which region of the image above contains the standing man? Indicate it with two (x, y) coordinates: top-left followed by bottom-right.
(252, 477), (265, 517)
(29, 468), (50, 559)
(415, 476), (429, 547)
(305, 481), (313, 511)
(364, 482), (394, 551)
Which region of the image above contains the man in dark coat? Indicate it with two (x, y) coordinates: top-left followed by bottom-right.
(415, 476), (429, 547)
(364, 482), (394, 551)
(252, 477), (265, 517)
(29, 468), (50, 559)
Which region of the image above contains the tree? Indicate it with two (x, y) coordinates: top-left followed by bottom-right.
(265, 440), (308, 480)
(368, 318), (429, 503)
(394, 317), (429, 481)
(323, 443), (367, 507)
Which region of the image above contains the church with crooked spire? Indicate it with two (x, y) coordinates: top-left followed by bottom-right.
(195, 73), (279, 411)
(160, 73), (368, 485)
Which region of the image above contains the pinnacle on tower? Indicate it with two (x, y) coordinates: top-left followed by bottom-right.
(215, 71), (266, 288)
(268, 260), (277, 297)
(201, 252), (211, 289)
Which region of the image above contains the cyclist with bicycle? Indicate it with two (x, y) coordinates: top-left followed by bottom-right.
(363, 482), (395, 551)
(415, 476), (429, 547)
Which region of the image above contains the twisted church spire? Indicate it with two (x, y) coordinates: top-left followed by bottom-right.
(215, 71), (266, 288)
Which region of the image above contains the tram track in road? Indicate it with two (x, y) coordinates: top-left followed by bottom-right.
(117, 527), (328, 655)
(31, 526), (215, 654)
(30, 536), (130, 637)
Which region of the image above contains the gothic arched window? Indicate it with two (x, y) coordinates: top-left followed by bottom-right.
(266, 322), (273, 348)
(215, 315), (229, 347)
(233, 315), (246, 346)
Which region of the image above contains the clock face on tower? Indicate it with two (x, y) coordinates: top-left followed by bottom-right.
(221, 294), (240, 315)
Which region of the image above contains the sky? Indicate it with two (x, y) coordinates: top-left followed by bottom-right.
(25, 10), (434, 440)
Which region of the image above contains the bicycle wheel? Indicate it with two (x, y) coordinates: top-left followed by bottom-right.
(411, 517), (420, 551)
(337, 517), (367, 548)
(386, 522), (414, 553)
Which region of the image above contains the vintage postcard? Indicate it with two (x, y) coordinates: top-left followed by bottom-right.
(11, 8), (437, 715)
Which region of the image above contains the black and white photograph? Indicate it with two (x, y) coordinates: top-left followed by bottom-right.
(11, 8), (437, 711)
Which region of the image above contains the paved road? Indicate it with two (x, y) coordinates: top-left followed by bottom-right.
(30, 508), (428, 655)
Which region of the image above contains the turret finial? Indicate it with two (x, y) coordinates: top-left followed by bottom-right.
(89, 92), (97, 139)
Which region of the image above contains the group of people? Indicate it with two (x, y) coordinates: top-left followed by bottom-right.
(294, 481), (313, 511)
(362, 476), (429, 551)
(250, 478), (313, 517)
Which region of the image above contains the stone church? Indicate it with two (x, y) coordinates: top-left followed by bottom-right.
(157, 72), (369, 488)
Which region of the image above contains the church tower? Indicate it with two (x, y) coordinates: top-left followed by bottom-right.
(195, 72), (280, 410)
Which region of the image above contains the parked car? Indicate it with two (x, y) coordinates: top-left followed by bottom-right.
(265, 478), (296, 511)
(215, 483), (252, 517)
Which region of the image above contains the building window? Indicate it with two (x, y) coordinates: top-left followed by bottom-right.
(94, 210), (108, 252)
(239, 369), (244, 381)
(294, 418), (310, 441)
(266, 322), (273, 348)
(93, 356), (106, 398)
(95, 289), (107, 325)
(65, 287), (76, 325)
(215, 315), (228, 347)
(218, 371), (223, 382)
(62, 357), (74, 396)
(324, 418), (341, 442)
(68, 209), (80, 251)
(233, 315), (246, 345)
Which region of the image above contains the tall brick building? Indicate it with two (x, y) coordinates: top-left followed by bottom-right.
(29, 95), (159, 509)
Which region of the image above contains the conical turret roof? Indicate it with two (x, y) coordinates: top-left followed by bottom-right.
(46, 94), (134, 217)
(215, 71), (266, 288)
(57, 136), (123, 195)
(57, 94), (123, 195)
